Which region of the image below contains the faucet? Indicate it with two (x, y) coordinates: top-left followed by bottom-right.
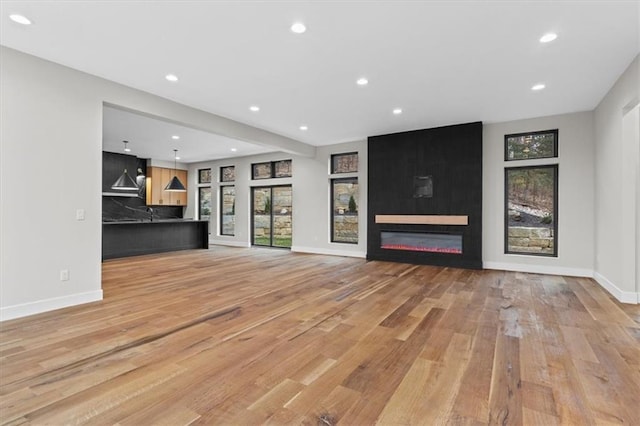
(147, 207), (154, 222)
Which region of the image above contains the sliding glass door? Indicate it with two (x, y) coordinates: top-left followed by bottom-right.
(252, 185), (292, 248)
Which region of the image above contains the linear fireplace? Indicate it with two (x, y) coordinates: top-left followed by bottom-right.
(381, 231), (462, 254)
(367, 121), (482, 269)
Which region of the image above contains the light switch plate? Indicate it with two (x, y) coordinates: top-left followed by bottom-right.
(76, 209), (85, 221)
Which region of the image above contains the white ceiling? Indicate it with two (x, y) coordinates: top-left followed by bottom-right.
(102, 105), (275, 163)
(1, 1), (638, 161)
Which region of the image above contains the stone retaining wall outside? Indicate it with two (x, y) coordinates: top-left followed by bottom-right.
(333, 215), (358, 243)
(254, 214), (291, 237)
(508, 226), (554, 254)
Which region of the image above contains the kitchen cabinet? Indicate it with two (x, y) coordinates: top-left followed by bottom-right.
(146, 166), (188, 206)
(170, 169), (188, 206)
(103, 220), (208, 260)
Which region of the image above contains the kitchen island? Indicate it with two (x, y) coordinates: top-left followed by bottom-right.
(102, 219), (209, 260)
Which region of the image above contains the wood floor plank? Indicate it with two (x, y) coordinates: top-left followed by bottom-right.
(0, 247), (638, 425)
(114, 402), (201, 426)
(449, 324), (497, 423)
(540, 323), (597, 425)
(488, 333), (523, 425)
(377, 332), (472, 425)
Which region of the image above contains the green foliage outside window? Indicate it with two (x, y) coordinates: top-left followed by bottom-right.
(505, 130), (557, 161)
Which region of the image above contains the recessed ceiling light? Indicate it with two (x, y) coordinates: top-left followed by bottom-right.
(531, 83), (546, 91)
(393, 108), (403, 115)
(231, 148), (238, 152)
(172, 135), (180, 140)
(249, 105), (260, 112)
(299, 125), (308, 131)
(356, 77), (369, 86)
(9, 14), (31, 25)
(165, 74), (178, 82)
(539, 33), (557, 43)
(291, 22), (306, 34)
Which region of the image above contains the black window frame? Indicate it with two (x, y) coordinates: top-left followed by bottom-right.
(252, 160), (292, 180)
(198, 168), (212, 184)
(504, 164), (558, 257)
(220, 185), (235, 236)
(331, 152), (359, 174)
(504, 129), (558, 161)
(197, 186), (212, 221)
(250, 184), (292, 248)
(331, 177), (359, 244)
(220, 165), (235, 182)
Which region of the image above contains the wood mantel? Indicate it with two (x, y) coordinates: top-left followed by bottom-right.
(375, 215), (468, 226)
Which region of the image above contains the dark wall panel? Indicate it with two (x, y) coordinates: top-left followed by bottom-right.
(102, 151), (141, 193)
(367, 122), (483, 269)
(102, 152), (183, 221)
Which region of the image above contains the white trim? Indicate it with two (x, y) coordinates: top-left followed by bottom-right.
(594, 271), (640, 304)
(209, 239), (251, 248)
(291, 245), (366, 258)
(0, 290), (103, 322)
(483, 261), (593, 278)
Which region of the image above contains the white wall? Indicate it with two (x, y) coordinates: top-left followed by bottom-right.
(594, 56), (640, 303)
(147, 159), (188, 171)
(483, 111), (596, 277)
(0, 46), (313, 320)
(186, 140), (367, 257)
(3, 44), (637, 321)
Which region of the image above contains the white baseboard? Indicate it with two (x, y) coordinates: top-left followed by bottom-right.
(291, 245), (366, 258)
(593, 272), (639, 304)
(209, 239), (251, 248)
(0, 290), (103, 322)
(483, 261), (593, 278)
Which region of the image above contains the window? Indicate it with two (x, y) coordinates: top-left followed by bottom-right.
(505, 129), (558, 161)
(220, 185), (235, 236)
(252, 160), (292, 180)
(198, 187), (211, 221)
(274, 160), (292, 178)
(331, 152), (358, 174)
(252, 162), (272, 179)
(198, 168), (212, 184)
(252, 186), (292, 248)
(505, 165), (558, 256)
(331, 178), (359, 243)
(220, 166), (235, 182)
(197, 169), (211, 222)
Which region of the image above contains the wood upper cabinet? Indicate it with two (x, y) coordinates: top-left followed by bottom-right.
(146, 167), (163, 205)
(170, 169), (188, 206)
(146, 166), (188, 206)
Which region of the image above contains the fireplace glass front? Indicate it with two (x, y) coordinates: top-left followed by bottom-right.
(381, 231), (462, 254)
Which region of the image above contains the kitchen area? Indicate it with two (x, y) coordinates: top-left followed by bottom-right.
(101, 104), (277, 260)
(102, 148), (209, 260)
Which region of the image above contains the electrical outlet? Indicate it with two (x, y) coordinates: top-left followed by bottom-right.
(76, 209), (85, 221)
(60, 269), (69, 281)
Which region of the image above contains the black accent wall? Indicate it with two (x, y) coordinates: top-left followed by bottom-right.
(367, 121), (483, 269)
(102, 152), (183, 221)
(102, 151), (141, 194)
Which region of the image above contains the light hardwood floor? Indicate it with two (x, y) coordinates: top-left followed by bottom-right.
(1, 247), (639, 425)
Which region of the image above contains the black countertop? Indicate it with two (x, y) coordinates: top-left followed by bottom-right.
(103, 219), (208, 225)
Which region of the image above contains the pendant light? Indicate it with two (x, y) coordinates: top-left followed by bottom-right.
(165, 149), (186, 192)
(111, 141), (138, 190)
